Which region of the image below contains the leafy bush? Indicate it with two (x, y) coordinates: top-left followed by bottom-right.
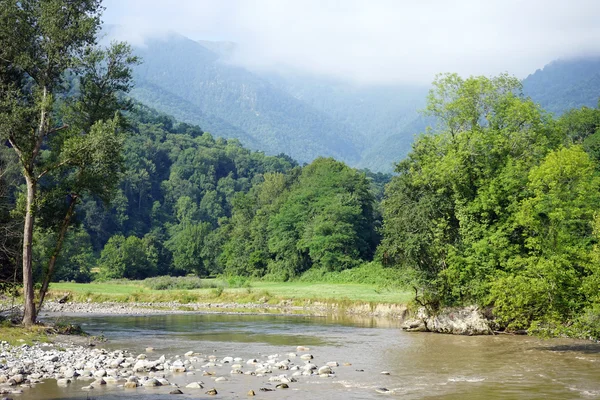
(141, 276), (205, 290)
(226, 275), (251, 288)
(297, 261), (410, 287)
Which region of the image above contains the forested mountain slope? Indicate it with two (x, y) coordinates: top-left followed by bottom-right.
(523, 57), (600, 115)
(128, 33), (363, 164)
(109, 26), (600, 172)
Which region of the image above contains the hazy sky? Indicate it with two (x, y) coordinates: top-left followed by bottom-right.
(103, 0), (600, 85)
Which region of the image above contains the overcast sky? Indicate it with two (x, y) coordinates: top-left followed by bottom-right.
(103, 0), (600, 85)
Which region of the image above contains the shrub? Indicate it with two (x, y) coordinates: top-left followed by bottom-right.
(141, 276), (205, 290)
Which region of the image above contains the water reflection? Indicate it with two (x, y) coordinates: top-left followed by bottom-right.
(24, 313), (600, 400)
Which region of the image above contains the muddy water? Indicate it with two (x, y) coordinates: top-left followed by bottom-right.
(25, 313), (600, 399)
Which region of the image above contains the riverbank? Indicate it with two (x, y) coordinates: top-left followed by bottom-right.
(0, 280), (411, 319)
(48, 280), (413, 304)
(36, 298), (410, 319)
(0, 333), (356, 398)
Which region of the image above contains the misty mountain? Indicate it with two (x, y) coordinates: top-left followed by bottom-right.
(523, 57), (600, 115)
(113, 30), (428, 171)
(128, 32), (363, 165)
(264, 73), (428, 171)
(115, 27), (600, 172)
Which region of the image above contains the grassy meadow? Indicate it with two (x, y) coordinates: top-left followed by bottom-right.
(47, 278), (412, 306)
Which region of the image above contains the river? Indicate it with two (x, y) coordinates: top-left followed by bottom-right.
(23, 313), (600, 399)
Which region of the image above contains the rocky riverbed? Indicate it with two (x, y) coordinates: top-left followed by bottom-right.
(0, 340), (371, 398)
(35, 299), (409, 318)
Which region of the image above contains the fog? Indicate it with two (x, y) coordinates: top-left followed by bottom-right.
(103, 0), (600, 84)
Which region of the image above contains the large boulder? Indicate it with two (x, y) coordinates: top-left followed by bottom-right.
(402, 306), (492, 335)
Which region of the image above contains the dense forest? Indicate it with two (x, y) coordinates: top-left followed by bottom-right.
(1, 1), (600, 337)
(3, 69), (600, 337)
(0, 100), (390, 284)
(380, 73), (600, 338)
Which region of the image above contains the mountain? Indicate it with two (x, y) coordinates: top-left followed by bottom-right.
(102, 28), (428, 171)
(128, 32), (363, 164)
(108, 26), (600, 172)
(264, 73), (428, 172)
(523, 57), (600, 115)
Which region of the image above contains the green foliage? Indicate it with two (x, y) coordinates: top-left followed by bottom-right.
(141, 276), (206, 290)
(297, 261), (411, 288)
(381, 72), (600, 338)
(220, 158), (379, 280)
(167, 221), (212, 276)
(33, 227), (94, 283)
(97, 235), (157, 280)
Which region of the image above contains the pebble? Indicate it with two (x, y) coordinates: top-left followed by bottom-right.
(0, 336), (355, 398)
(380, 371), (391, 375)
(376, 388), (391, 394)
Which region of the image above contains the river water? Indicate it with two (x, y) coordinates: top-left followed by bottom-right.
(25, 313), (600, 399)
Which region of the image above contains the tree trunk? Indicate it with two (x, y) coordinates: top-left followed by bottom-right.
(37, 195), (77, 312)
(21, 175), (37, 326)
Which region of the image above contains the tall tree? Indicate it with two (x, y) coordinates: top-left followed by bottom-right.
(0, 1), (138, 324)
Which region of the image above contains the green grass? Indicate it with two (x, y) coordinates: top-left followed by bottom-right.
(0, 324), (50, 345)
(48, 279), (412, 305)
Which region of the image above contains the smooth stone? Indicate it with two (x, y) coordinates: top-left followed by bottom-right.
(326, 362), (339, 367)
(170, 389), (183, 394)
(145, 348), (154, 353)
(296, 346), (309, 352)
(318, 366), (332, 375)
(300, 354), (313, 360)
(276, 383), (289, 389)
(64, 368), (77, 378)
(56, 378), (71, 386)
(247, 390), (256, 396)
(376, 388), (391, 394)
(186, 382), (203, 389)
(124, 381), (138, 389)
(184, 351), (194, 357)
(143, 378), (161, 387)
(380, 371), (391, 375)
(94, 369), (107, 378)
(82, 385), (94, 390)
(214, 377), (228, 382)
(205, 388), (218, 395)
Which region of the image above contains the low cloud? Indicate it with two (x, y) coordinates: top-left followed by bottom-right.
(103, 0), (600, 84)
